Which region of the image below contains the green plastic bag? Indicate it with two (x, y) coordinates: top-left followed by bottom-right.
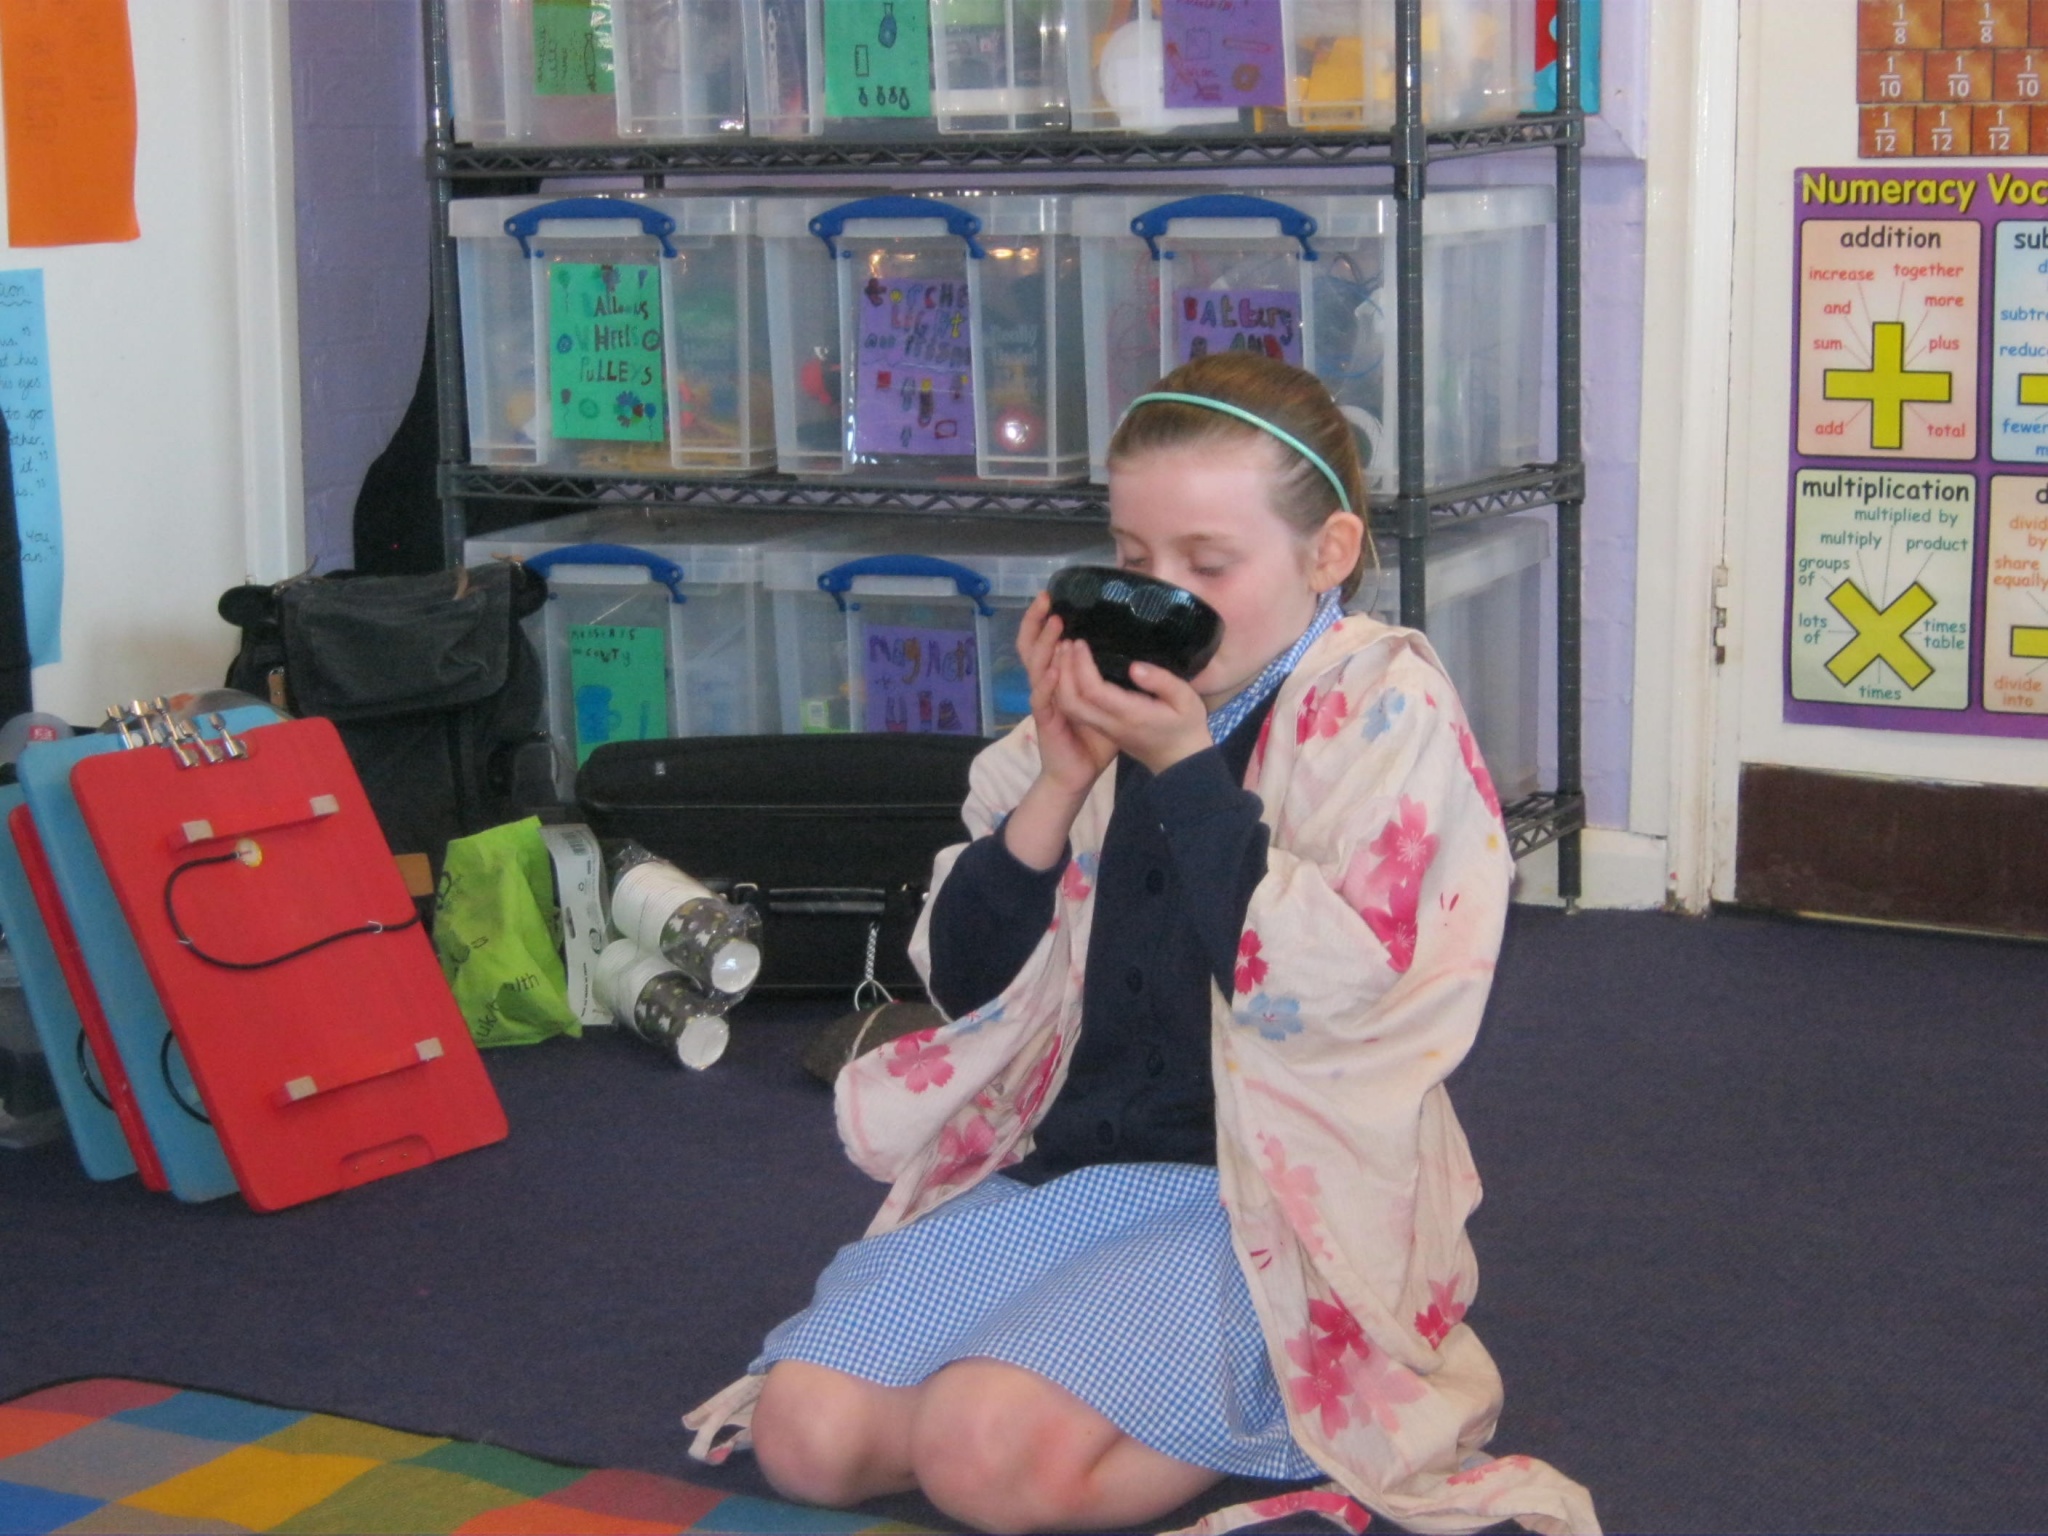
(435, 817), (581, 1047)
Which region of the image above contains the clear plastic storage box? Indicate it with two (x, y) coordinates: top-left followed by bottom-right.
(761, 517), (1114, 736)
(467, 509), (832, 791)
(740, 0), (1065, 138)
(1076, 187), (1552, 491)
(759, 193), (1087, 483)
(1356, 514), (1550, 801)
(446, 0), (749, 143)
(1062, 0), (1533, 132)
(453, 194), (775, 474)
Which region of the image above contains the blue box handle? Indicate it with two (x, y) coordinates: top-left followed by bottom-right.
(503, 198), (679, 259)
(1129, 194), (1319, 262)
(809, 196), (985, 261)
(819, 554), (994, 616)
(524, 543), (689, 603)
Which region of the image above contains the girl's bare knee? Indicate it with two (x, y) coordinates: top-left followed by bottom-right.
(751, 1362), (914, 1508)
(910, 1363), (1110, 1532)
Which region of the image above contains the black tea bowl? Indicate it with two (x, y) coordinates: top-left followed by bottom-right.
(1045, 565), (1225, 690)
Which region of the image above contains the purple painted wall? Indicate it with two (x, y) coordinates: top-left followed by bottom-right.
(285, 5), (1644, 827)
(290, 0), (429, 576)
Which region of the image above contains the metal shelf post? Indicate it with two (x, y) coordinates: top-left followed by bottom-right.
(1554, 0), (1586, 908)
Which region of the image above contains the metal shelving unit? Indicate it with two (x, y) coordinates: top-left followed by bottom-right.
(421, 0), (1587, 896)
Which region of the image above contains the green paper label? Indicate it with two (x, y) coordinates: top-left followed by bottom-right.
(548, 262), (665, 444)
(534, 0), (614, 97)
(569, 624), (669, 763)
(824, 0), (932, 118)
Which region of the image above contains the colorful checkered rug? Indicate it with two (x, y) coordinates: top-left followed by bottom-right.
(0, 1379), (925, 1535)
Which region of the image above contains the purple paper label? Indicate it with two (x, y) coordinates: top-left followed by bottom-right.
(854, 276), (976, 457)
(864, 624), (980, 734)
(1162, 0), (1285, 111)
(1175, 285), (1302, 365)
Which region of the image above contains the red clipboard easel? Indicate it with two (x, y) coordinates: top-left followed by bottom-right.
(8, 802), (168, 1192)
(70, 715), (507, 1212)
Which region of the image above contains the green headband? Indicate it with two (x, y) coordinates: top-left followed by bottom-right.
(1119, 391), (1353, 514)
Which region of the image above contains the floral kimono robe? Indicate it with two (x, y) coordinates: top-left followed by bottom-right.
(687, 616), (1599, 1536)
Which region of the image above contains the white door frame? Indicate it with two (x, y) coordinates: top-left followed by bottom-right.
(1626, 0), (1742, 911)
(228, 0), (305, 584)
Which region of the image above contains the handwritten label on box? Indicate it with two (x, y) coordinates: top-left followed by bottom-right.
(533, 0), (614, 97)
(824, 0), (932, 118)
(569, 624), (667, 763)
(864, 624), (979, 734)
(1175, 286), (1302, 366)
(550, 262), (665, 444)
(855, 277), (976, 457)
(1162, 0), (1285, 110)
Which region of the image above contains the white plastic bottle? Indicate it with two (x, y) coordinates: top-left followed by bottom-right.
(593, 939), (731, 1071)
(603, 842), (763, 997)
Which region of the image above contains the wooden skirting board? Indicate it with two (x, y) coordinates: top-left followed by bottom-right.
(1735, 763), (2048, 939)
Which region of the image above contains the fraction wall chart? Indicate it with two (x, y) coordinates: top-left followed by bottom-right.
(1789, 165), (2048, 735)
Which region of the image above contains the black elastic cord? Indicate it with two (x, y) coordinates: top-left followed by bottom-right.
(162, 848), (419, 971)
(75, 1029), (113, 1109)
(160, 1032), (209, 1124)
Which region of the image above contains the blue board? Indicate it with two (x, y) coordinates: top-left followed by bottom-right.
(16, 707), (280, 1203)
(0, 782), (135, 1180)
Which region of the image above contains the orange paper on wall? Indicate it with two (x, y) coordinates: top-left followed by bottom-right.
(0, 0), (139, 247)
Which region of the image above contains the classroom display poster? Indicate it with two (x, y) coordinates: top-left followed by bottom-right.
(854, 275), (976, 457)
(863, 624), (980, 734)
(0, 271), (61, 666)
(1855, 0), (2048, 159)
(548, 262), (664, 445)
(1787, 166), (2048, 736)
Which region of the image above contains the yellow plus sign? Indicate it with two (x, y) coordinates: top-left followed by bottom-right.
(2014, 626), (2048, 660)
(1823, 321), (1953, 451)
(1826, 579), (1936, 689)
(2020, 375), (2048, 408)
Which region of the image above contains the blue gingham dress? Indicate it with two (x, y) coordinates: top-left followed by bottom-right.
(752, 1162), (1321, 1481)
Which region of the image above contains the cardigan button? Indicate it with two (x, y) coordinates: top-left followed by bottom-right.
(1145, 867), (1166, 895)
(1124, 966), (1145, 994)
(1095, 1119), (1118, 1149)
(1144, 1047), (1167, 1078)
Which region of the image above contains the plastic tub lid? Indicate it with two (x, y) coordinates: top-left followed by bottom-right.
(755, 192), (1072, 241)
(1359, 516), (1552, 617)
(759, 519), (1113, 598)
(450, 193), (753, 245)
(1072, 187), (1551, 247)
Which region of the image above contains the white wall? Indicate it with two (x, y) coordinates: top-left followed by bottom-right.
(0, 2), (301, 723)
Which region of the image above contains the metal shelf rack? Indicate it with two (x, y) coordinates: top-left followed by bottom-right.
(422, 1), (1587, 891)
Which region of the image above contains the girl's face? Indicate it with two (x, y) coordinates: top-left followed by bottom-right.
(1106, 438), (1362, 712)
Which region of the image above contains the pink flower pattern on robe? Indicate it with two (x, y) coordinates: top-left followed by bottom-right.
(1414, 1275), (1469, 1348)
(1258, 1134), (1334, 1260)
(1297, 684), (1351, 745)
(929, 1114), (994, 1186)
(1336, 797), (1440, 975)
(1452, 721), (1502, 821)
(1283, 1297), (1425, 1439)
(1235, 930), (1270, 995)
(884, 1030), (954, 1093)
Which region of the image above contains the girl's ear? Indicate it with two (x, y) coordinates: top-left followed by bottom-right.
(1310, 511), (1366, 593)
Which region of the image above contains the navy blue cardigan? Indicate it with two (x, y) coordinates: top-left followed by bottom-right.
(925, 697), (1275, 1183)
